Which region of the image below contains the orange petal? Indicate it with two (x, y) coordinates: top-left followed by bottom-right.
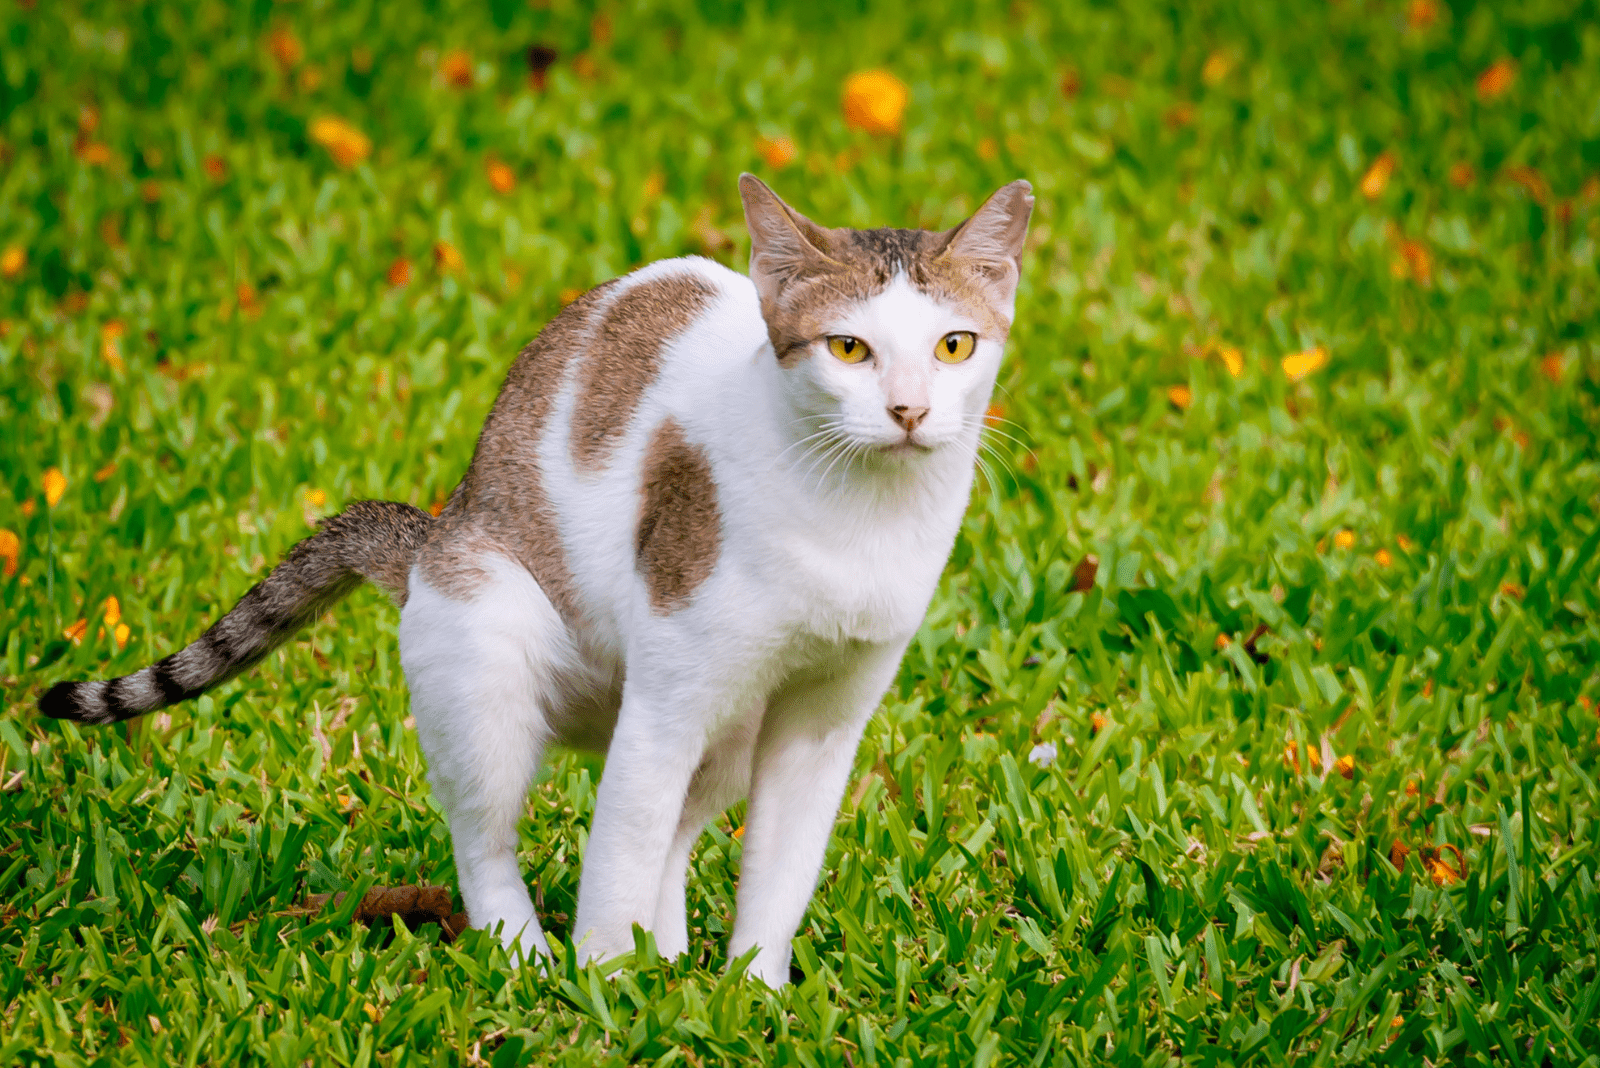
(103, 596), (121, 627)
(1540, 352), (1566, 384)
(440, 49), (473, 89)
(43, 467), (67, 508)
(387, 258), (412, 288)
(1201, 51), (1232, 86)
(485, 159), (516, 194)
(432, 242), (464, 273)
(307, 488), (327, 508)
(1476, 58), (1516, 102)
(1333, 529), (1356, 550)
(1406, 0), (1438, 29)
(755, 135), (797, 170)
(1167, 384), (1193, 410)
(114, 622), (130, 649)
(1360, 153), (1396, 200)
(0, 528), (18, 579)
(1215, 344), (1245, 378)
(64, 618), (89, 644)
(1334, 754), (1355, 779)
(1375, 548), (1393, 568)
(841, 70), (908, 136)
(0, 246), (25, 279)
(1281, 346), (1328, 383)
(267, 28), (303, 69)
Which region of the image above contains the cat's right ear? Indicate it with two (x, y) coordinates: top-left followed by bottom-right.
(739, 174), (838, 307)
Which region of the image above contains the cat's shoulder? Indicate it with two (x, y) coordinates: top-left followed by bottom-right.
(592, 256), (756, 322)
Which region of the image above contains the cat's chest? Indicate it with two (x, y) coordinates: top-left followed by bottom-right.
(759, 507), (956, 645)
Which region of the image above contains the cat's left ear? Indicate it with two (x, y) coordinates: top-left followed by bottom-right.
(939, 179), (1034, 293)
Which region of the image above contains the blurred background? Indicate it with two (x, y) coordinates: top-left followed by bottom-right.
(2, 1), (1599, 1062)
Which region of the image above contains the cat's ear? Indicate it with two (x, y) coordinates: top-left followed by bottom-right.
(939, 179), (1034, 290)
(740, 174), (839, 305)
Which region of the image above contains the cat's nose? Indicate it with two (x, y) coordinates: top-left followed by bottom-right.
(888, 405), (929, 431)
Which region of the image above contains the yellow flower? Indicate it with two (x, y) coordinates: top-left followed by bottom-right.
(1215, 344), (1244, 378)
(308, 116), (372, 169)
(101, 320), (126, 373)
(103, 596), (121, 627)
(307, 488), (327, 508)
(1201, 50), (1233, 86)
(1375, 548), (1393, 568)
(1281, 346), (1328, 383)
(1334, 754), (1355, 779)
(1166, 385), (1192, 410)
(841, 70), (908, 136)
(43, 467), (67, 508)
(114, 622), (130, 649)
(1333, 528), (1356, 550)
(0, 246), (25, 280)
(0, 529), (18, 578)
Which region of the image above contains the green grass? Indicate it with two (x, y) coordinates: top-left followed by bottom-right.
(3, 0), (1600, 1063)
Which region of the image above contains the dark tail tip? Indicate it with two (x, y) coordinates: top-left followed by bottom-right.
(39, 681), (90, 721)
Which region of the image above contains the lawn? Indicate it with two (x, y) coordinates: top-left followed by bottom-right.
(3, 0), (1599, 1064)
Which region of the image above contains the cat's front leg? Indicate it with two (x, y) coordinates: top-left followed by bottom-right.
(572, 684), (711, 966)
(730, 641), (907, 987)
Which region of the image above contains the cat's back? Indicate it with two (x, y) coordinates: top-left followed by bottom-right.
(421, 256), (766, 622)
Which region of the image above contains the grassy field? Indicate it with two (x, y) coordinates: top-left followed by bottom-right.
(3, 0), (1600, 1063)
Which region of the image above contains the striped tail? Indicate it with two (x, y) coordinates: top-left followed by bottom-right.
(39, 500), (433, 725)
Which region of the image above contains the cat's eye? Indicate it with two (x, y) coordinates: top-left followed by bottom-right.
(936, 331), (977, 364)
(827, 335), (870, 364)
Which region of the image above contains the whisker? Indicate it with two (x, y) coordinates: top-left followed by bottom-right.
(977, 440), (1020, 483)
(773, 424), (845, 469)
(801, 436), (853, 487)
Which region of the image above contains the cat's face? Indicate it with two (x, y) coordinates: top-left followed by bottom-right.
(741, 177), (1033, 462)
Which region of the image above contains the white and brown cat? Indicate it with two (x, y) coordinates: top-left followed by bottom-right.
(41, 174), (1033, 987)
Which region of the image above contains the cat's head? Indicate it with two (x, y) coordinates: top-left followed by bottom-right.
(740, 175), (1032, 461)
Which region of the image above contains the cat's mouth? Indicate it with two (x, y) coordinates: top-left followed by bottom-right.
(879, 436), (935, 457)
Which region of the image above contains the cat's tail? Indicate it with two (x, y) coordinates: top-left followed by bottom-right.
(38, 500), (433, 725)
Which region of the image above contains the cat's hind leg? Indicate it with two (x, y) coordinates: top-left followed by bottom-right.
(399, 555), (569, 960)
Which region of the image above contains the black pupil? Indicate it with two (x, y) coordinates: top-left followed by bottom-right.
(946, 336), (958, 352)
(842, 339), (854, 352)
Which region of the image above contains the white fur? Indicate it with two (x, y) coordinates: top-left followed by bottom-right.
(399, 255), (1009, 986)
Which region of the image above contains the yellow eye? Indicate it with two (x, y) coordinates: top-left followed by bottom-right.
(827, 335), (870, 363)
(936, 331), (976, 363)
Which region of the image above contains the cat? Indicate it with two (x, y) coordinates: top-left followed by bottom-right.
(40, 174), (1033, 987)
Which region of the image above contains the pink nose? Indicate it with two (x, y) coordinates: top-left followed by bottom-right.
(888, 405), (929, 431)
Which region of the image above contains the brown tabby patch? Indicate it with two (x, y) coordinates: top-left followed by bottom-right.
(764, 228), (1009, 366)
(419, 282), (619, 614)
(636, 419), (721, 614)
(570, 273), (718, 471)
